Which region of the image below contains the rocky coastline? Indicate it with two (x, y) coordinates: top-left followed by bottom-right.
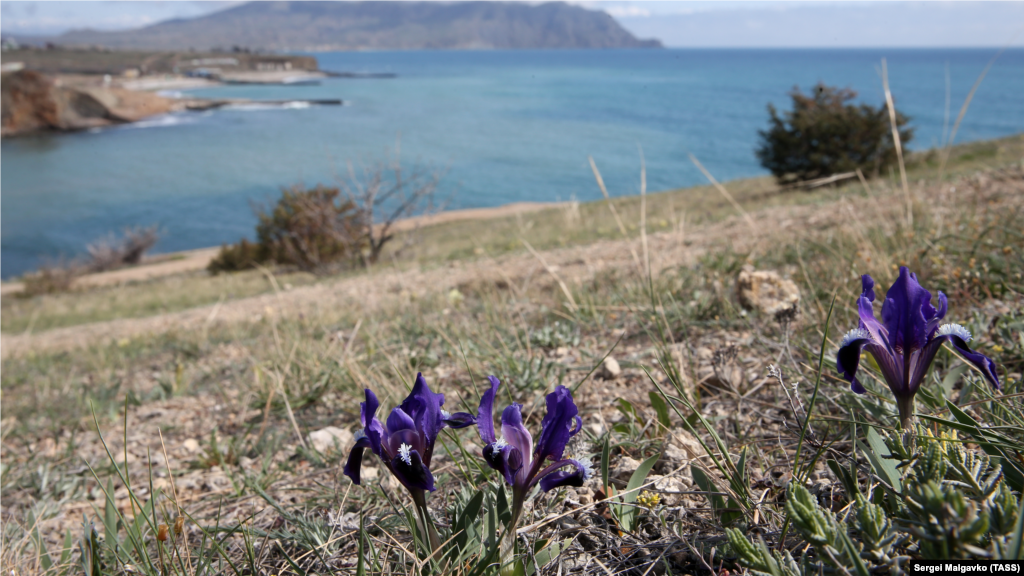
(0, 49), (339, 137)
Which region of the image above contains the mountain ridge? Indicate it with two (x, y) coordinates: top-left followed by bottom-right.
(43, 1), (662, 51)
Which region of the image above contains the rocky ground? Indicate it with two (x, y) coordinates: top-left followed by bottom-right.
(2, 158), (1022, 574)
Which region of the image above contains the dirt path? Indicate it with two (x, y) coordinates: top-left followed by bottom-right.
(0, 203), (564, 298)
(0, 199), (837, 359)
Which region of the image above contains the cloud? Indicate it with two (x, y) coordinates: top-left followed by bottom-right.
(604, 6), (651, 17)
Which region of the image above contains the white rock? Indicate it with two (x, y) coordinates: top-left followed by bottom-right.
(736, 267), (800, 316)
(308, 426), (354, 454)
(612, 456), (641, 486)
(598, 356), (622, 380)
(182, 438), (200, 453)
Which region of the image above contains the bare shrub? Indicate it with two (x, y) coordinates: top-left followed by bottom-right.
(20, 260), (81, 297)
(339, 150), (447, 266)
(210, 150), (446, 275)
(86, 225), (159, 272)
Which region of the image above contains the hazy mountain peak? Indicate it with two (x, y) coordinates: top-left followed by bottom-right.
(51, 1), (662, 51)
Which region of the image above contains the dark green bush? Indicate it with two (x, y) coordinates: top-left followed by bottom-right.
(756, 83), (914, 185)
(207, 238), (268, 274)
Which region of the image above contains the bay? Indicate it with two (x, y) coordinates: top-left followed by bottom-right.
(2, 48), (1022, 279)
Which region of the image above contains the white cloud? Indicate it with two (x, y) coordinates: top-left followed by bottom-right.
(604, 6), (652, 17)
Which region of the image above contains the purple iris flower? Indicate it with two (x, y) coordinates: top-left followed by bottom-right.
(836, 267), (1000, 428)
(477, 376), (592, 505)
(343, 373), (476, 493)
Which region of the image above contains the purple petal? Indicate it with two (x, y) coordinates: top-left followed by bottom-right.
(443, 411), (477, 429)
(483, 440), (521, 486)
(343, 435), (372, 485)
(861, 275), (876, 302)
(536, 459), (592, 492)
(932, 326), (1001, 391)
(387, 428), (427, 460)
(857, 294), (889, 347)
(390, 447), (435, 492)
(881, 267), (933, 354)
(400, 373), (446, 447)
(361, 389), (384, 456)
(386, 407), (416, 434)
(501, 404), (533, 466)
(535, 386), (580, 462)
(836, 329), (872, 394)
(477, 376), (501, 445)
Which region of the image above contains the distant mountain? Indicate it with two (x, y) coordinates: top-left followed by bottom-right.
(48, 1), (662, 51)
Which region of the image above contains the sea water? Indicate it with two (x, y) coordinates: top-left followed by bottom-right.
(2, 48), (1023, 279)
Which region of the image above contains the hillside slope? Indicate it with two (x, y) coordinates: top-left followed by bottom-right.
(50, 1), (662, 51)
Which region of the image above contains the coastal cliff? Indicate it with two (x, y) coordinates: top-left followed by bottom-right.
(1, 70), (176, 137)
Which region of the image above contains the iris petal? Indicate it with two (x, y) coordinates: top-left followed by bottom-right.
(536, 459), (592, 492)
(387, 407), (416, 434)
(400, 373), (446, 449)
(477, 376), (501, 445)
(443, 411), (477, 429)
(501, 403), (534, 466)
(391, 448), (435, 492)
(881, 267), (933, 353)
(836, 330), (872, 394)
(343, 435), (372, 485)
(535, 386), (580, 462)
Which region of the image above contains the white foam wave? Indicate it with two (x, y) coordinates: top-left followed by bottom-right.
(120, 114), (192, 130)
(223, 101), (312, 111)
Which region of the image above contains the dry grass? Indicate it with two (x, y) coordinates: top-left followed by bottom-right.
(1, 134), (1022, 575)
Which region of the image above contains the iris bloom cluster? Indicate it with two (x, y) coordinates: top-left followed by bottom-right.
(343, 372), (591, 562)
(477, 376), (592, 521)
(836, 267), (1000, 429)
(343, 373), (474, 550)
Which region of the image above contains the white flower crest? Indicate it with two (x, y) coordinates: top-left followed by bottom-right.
(576, 458), (594, 480)
(492, 437), (509, 450)
(840, 328), (871, 348)
(354, 429), (366, 442)
(938, 323), (972, 342)
(440, 409), (452, 420)
(398, 443), (413, 465)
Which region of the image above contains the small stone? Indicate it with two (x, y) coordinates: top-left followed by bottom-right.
(308, 426), (354, 454)
(736, 267), (800, 316)
(670, 429), (703, 460)
(649, 475), (688, 506)
(612, 456), (641, 486)
(182, 439), (200, 453)
(598, 356), (622, 380)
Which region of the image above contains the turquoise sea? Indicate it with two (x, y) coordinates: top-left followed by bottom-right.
(2, 48), (1023, 279)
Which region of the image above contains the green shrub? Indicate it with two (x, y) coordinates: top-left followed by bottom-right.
(207, 238), (268, 274)
(208, 185), (364, 275)
(756, 83), (913, 185)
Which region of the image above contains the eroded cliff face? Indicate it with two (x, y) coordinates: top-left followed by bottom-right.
(1, 69), (175, 137)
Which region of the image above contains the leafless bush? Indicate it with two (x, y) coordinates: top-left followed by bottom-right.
(86, 225), (159, 272)
(20, 259), (82, 297)
(339, 148), (448, 266)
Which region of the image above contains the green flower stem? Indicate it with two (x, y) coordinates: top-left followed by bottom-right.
(410, 489), (442, 554)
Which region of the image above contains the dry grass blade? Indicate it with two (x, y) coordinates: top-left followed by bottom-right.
(688, 153), (757, 232)
(880, 58), (912, 227)
(588, 155), (643, 273)
(638, 144), (650, 279)
(520, 237), (578, 312)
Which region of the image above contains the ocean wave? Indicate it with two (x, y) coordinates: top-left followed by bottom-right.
(119, 114), (193, 130)
(223, 101), (313, 111)
(156, 90), (186, 99)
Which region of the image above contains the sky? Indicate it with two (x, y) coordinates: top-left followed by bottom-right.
(1, 1), (1022, 47)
